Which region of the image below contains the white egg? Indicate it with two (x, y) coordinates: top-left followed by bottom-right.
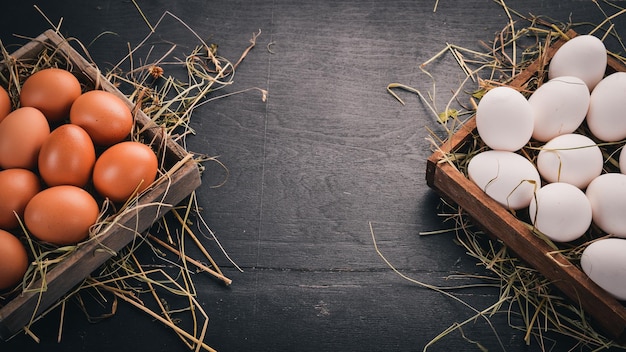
(528, 182), (592, 242)
(548, 34), (607, 91)
(528, 76), (590, 142)
(586, 72), (626, 142)
(581, 238), (626, 300)
(467, 150), (540, 210)
(536, 133), (602, 189)
(475, 86), (534, 152)
(585, 173), (626, 238)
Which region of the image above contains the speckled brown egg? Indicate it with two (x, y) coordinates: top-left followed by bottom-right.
(38, 124), (96, 187)
(0, 169), (41, 230)
(69, 90), (133, 146)
(0, 107), (50, 169)
(93, 141), (158, 203)
(20, 68), (82, 123)
(24, 185), (100, 246)
(0, 229), (28, 291)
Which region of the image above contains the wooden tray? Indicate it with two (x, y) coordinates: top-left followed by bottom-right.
(0, 30), (202, 339)
(426, 29), (626, 343)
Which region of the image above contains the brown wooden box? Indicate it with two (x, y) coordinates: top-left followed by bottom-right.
(0, 30), (202, 339)
(426, 29), (626, 342)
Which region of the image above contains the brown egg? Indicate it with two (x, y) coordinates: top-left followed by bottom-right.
(0, 107), (50, 169)
(70, 90), (133, 146)
(24, 185), (100, 245)
(0, 85), (12, 123)
(20, 68), (82, 123)
(0, 229), (28, 290)
(39, 124), (96, 187)
(93, 141), (158, 203)
(0, 169), (41, 230)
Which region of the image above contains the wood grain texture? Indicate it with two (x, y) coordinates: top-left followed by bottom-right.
(1, 1), (625, 351)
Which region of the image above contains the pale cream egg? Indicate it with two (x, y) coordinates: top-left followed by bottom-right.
(528, 76), (590, 142)
(548, 34), (607, 91)
(475, 86), (534, 152)
(585, 173), (626, 238)
(536, 133), (602, 189)
(528, 182), (592, 242)
(581, 238), (626, 300)
(586, 72), (626, 142)
(467, 150), (540, 210)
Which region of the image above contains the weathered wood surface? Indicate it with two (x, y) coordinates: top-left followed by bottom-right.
(2, 1), (626, 351)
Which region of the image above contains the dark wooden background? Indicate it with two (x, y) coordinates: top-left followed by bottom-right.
(1, 1), (625, 351)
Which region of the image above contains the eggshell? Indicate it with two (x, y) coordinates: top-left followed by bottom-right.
(0, 169), (41, 230)
(548, 34), (607, 91)
(528, 182), (591, 242)
(93, 141), (158, 203)
(475, 86), (533, 151)
(24, 185), (100, 245)
(585, 173), (626, 238)
(586, 72), (626, 142)
(0, 107), (50, 169)
(581, 238), (626, 300)
(528, 76), (590, 142)
(38, 124), (96, 187)
(467, 150), (540, 210)
(0, 85), (12, 123)
(0, 229), (28, 290)
(536, 133), (602, 189)
(70, 90), (133, 146)
(19, 68), (82, 123)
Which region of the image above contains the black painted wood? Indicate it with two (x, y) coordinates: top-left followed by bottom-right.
(1, 1), (624, 351)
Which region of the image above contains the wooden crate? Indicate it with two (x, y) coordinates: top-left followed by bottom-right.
(426, 29), (626, 342)
(0, 30), (202, 339)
